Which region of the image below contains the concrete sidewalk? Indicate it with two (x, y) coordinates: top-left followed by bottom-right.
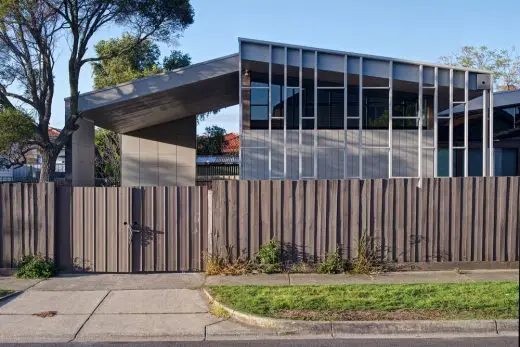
(0, 269), (517, 343)
(205, 269), (519, 286)
(0, 274), (273, 343)
(0, 277), (40, 291)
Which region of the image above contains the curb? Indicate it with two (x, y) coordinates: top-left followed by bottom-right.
(203, 289), (519, 336)
(0, 291), (22, 304)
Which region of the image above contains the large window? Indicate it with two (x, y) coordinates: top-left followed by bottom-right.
(495, 148), (518, 176)
(250, 89), (269, 120)
(364, 90), (389, 129)
(317, 89), (344, 129)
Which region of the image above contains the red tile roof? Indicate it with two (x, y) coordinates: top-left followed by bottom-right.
(222, 133), (239, 154)
(48, 127), (60, 137)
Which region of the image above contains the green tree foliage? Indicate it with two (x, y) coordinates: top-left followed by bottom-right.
(92, 34), (193, 89)
(92, 34), (162, 90)
(163, 50), (191, 71)
(94, 128), (120, 186)
(197, 125), (227, 155)
(440, 46), (520, 91)
(0, 108), (37, 168)
(0, 0), (194, 182)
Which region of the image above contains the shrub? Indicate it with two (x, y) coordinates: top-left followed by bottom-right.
(290, 262), (314, 273)
(317, 249), (350, 274)
(255, 239), (281, 274)
(205, 246), (248, 276)
(351, 232), (386, 274)
(16, 254), (56, 279)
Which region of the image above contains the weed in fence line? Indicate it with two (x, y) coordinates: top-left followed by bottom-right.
(289, 262), (315, 273)
(316, 248), (351, 274)
(16, 254), (56, 279)
(205, 246), (249, 276)
(351, 231), (387, 275)
(206, 234), (389, 276)
(205, 240), (284, 275)
(255, 239), (282, 274)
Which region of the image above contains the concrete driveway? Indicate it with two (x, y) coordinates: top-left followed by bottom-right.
(0, 273), (270, 343)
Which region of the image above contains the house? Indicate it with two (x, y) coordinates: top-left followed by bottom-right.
(438, 89), (519, 176)
(196, 133), (239, 182)
(222, 133), (240, 154)
(66, 38), (516, 187)
(0, 127), (66, 182)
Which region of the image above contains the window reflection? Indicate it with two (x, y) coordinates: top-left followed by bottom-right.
(364, 90), (389, 129)
(317, 89), (344, 129)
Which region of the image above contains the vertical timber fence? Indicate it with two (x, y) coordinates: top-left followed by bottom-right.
(1, 184), (208, 272)
(0, 177), (518, 272)
(212, 177), (520, 264)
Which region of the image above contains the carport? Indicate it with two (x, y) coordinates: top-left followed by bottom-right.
(66, 54), (239, 186)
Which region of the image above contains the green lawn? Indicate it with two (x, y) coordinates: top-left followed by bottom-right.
(208, 282), (519, 321)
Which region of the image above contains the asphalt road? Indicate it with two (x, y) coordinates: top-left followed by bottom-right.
(5, 337), (518, 347)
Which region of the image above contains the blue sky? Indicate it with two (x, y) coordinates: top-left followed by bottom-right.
(49, 0), (519, 134)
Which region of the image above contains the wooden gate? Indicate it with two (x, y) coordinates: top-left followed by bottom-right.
(56, 186), (208, 272)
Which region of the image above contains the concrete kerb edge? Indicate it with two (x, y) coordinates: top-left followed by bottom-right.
(495, 319), (519, 335)
(202, 288), (332, 334)
(202, 288), (518, 337)
(0, 290), (22, 304)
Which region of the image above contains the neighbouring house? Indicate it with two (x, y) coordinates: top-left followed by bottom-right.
(66, 38), (518, 187)
(196, 132), (239, 182)
(222, 133), (240, 154)
(0, 127), (66, 182)
(438, 89), (519, 176)
(196, 155), (239, 181)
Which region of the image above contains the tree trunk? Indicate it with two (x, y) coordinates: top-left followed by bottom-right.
(39, 150), (57, 183)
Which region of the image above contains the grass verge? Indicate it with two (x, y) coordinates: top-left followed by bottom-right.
(208, 281), (519, 321)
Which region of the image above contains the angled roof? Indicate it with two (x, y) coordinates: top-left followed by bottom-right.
(73, 53), (239, 133)
(69, 37), (496, 135)
(239, 37), (493, 74)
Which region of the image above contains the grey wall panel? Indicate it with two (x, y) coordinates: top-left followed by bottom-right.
(302, 50), (316, 69)
(287, 131), (299, 179)
(423, 66), (435, 86)
(363, 148), (389, 179)
(243, 130), (435, 179)
(317, 148), (343, 179)
(392, 130), (420, 177)
(287, 48), (300, 67)
(301, 131), (314, 177)
(242, 148), (268, 179)
(121, 117), (196, 186)
(347, 56), (361, 75)
(364, 59), (390, 79)
(317, 52), (344, 72)
(241, 42), (270, 62)
(394, 62), (419, 83)
(71, 118), (95, 186)
(271, 131), (284, 178)
(272, 46), (285, 65)
(422, 148), (435, 177)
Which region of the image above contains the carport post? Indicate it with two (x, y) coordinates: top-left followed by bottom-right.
(65, 100), (95, 187)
